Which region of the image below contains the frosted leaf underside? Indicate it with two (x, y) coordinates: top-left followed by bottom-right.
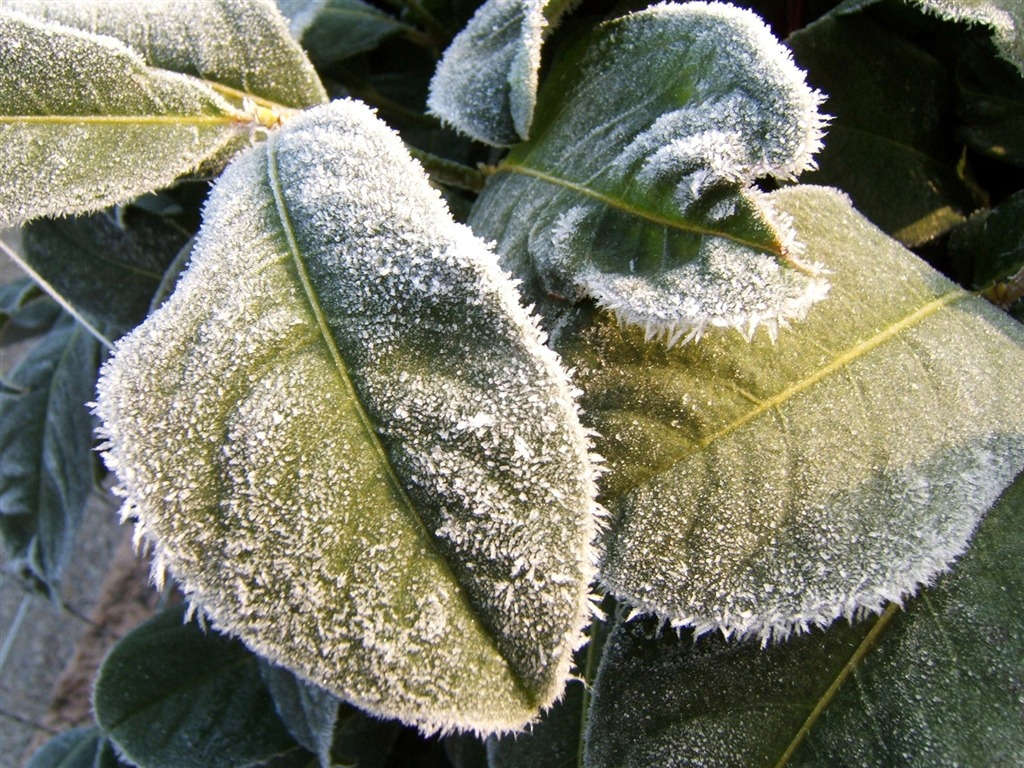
(0, 11), (248, 227)
(469, 1), (829, 344)
(1, 0), (327, 108)
(561, 186), (1024, 642)
(94, 100), (597, 734)
(427, 0), (547, 146)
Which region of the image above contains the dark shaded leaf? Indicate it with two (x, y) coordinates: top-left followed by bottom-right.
(0, 313), (100, 593)
(24, 726), (127, 768)
(956, 36), (1024, 167)
(301, 0), (410, 65)
(948, 189), (1024, 290)
(93, 606), (298, 768)
(260, 661), (340, 768)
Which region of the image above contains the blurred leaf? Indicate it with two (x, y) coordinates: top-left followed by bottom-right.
(94, 100), (598, 734)
(582, 470), (1024, 768)
(558, 185), (1024, 642)
(3, 0), (326, 109)
(329, 707), (402, 768)
(0, 313), (100, 594)
(300, 0), (410, 66)
(25, 726), (128, 768)
(0, 11), (249, 227)
(955, 36), (1024, 167)
(94, 606), (298, 768)
(260, 662), (340, 768)
(911, 0), (1024, 74)
(21, 211), (190, 335)
(0, 277), (57, 333)
(428, 0), (549, 145)
(470, 2), (829, 344)
(948, 189), (1024, 289)
(789, 5), (980, 246)
(443, 733), (490, 768)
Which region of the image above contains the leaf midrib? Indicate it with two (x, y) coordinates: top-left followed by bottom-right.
(494, 161), (784, 256)
(608, 288), (971, 503)
(263, 134), (537, 706)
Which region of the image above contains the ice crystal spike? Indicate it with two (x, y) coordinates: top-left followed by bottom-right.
(95, 99), (600, 735)
(469, 1), (830, 344)
(428, 0), (548, 146)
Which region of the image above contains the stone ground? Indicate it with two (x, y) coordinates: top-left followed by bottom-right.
(0, 250), (159, 767)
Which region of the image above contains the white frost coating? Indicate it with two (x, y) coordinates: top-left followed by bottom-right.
(273, 0), (328, 38)
(0, 11), (248, 227)
(2, 0), (327, 108)
(470, 1), (830, 345)
(427, 0), (548, 145)
(95, 99), (600, 735)
(592, 186), (1024, 644)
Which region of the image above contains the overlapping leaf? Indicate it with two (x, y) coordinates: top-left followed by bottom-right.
(94, 99), (598, 734)
(556, 185), (1024, 641)
(913, 0), (1024, 73)
(470, 1), (830, 344)
(428, 0), (549, 145)
(277, 0), (411, 66)
(582, 471), (1024, 767)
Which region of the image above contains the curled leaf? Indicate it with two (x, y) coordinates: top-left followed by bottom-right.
(95, 99), (599, 735)
(912, 0), (1023, 74)
(428, 0), (548, 145)
(559, 185), (1024, 642)
(470, 1), (829, 344)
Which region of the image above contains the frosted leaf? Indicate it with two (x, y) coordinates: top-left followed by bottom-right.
(427, 0), (549, 145)
(912, 0), (1023, 73)
(274, 0), (328, 38)
(470, 1), (829, 344)
(558, 185), (1024, 643)
(0, 11), (251, 227)
(94, 99), (599, 735)
(2, 0), (327, 108)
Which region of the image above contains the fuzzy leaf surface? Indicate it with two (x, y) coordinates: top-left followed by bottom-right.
(94, 99), (597, 734)
(93, 606), (298, 768)
(585, 472), (1023, 767)
(2, 0), (326, 109)
(428, 0), (548, 145)
(557, 185), (1024, 642)
(0, 314), (100, 594)
(788, 5), (980, 246)
(470, 1), (829, 344)
(0, 11), (249, 227)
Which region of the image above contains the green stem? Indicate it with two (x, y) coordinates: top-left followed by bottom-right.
(407, 148), (486, 193)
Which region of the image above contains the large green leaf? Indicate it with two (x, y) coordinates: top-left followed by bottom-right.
(2, 0), (326, 109)
(93, 606), (299, 768)
(427, 0), (549, 145)
(0, 313), (100, 594)
(469, 1), (829, 344)
(94, 99), (599, 734)
(556, 185), (1024, 642)
(20, 210), (190, 336)
(912, 0), (1024, 73)
(0, 11), (247, 227)
(581, 470), (1024, 767)
(788, 3), (981, 246)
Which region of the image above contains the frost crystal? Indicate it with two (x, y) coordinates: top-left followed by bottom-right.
(427, 0), (548, 145)
(95, 99), (600, 734)
(469, 1), (830, 344)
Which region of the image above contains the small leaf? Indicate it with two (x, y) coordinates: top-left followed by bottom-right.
(20, 210), (190, 335)
(3, 0), (327, 109)
(94, 606), (298, 768)
(25, 726), (126, 768)
(948, 189), (1024, 290)
(912, 0), (1024, 74)
(260, 662), (340, 768)
(559, 185), (1024, 642)
(94, 99), (599, 734)
(0, 313), (100, 594)
(0, 277), (57, 333)
(788, 4), (981, 246)
(0, 11), (249, 227)
(428, 0), (548, 145)
(469, 1), (829, 345)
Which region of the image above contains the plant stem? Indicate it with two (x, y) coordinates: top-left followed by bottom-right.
(406, 148), (487, 192)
